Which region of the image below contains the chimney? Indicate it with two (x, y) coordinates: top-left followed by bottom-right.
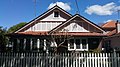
(117, 20), (120, 33)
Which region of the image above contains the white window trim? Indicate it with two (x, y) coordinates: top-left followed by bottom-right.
(68, 38), (88, 51)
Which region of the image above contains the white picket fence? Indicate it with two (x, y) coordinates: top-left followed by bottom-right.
(0, 52), (120, 67)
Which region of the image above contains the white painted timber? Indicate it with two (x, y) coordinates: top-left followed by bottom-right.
(37, 39), (40, 49)
(117, 23), (120, 33)
(25, 22), (62, 32)
(63, 23), (89, 32)
(44, 39), (46, 50)
(41, 12), (66, 21)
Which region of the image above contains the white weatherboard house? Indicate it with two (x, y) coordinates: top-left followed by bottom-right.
(8, 5), (107, 52)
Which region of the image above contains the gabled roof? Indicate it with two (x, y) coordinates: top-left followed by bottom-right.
(102, 20), (116, 28)
(49, 14), (105, 34)
(14, 5), (72, 33)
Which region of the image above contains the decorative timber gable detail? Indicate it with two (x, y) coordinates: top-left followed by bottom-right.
(49, 14), (105, 34)
(14, 5), (72, 33)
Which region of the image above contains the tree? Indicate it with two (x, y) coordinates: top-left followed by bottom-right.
(48, 28), (72, 53)
(7, 22), (27, 33)
(0, 26), (7, 51)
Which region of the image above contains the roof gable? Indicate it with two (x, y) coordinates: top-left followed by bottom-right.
(15, 5), (72, 33)
(49, 14), (105, 34)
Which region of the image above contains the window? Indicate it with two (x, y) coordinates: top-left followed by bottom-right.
(32, 39), (37, 50)
(54, 11), (59, 17)
(68, 38), (88, 51)
(82, 39), (87, 49)
(104, 40), (111, 48)
(69, 39), (74, 49)
(76, 39), (80, 49)
(26, 39), (31, 51)
(40, 39), (44, 48)
(19, 39), (24, 51)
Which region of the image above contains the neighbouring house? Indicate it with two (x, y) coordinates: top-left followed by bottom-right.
(102, 21), (120, 51)
(7, 5), (108, 52)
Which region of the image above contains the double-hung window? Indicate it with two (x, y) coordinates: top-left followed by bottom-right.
(68, 38), (88, 51)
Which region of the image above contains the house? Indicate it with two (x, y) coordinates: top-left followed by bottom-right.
(7, 5), (107, 52)
(102, 21), (120, 51)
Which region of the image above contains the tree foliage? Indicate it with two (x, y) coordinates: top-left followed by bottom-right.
(0, 22), (27, 51)
(0, 26), (7, 51)
(7, 22), (27, 33)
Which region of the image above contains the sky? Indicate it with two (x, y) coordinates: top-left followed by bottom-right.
(0, 0), (120, 29)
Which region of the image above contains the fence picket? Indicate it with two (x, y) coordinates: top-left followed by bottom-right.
(117, 53), (119, 67)
(97, 53), (100, 67)
(106, 53), (108, 67)
(114, 52), (117, 67)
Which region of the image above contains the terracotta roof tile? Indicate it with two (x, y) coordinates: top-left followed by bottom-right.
(17, 31), (48, 35)
(101, 20), (116, 28)
(16, 31), (106, 36)
(107, 29), (117, 36)
(52, 32), (106, 36)
(111, 32), (120, 36)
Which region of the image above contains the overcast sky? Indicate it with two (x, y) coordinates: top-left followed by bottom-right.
(0, 0), (120, 28)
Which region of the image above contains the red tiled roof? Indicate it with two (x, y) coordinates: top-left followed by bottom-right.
(52, 32), (106, 36)
(17, 31), (48, 35)
(111, 32), (120, 36)
(107, 29), (117, 36)
(15, 31), (106, 36)
(106, 31), (120, 37)
(101, 21), (116, 28)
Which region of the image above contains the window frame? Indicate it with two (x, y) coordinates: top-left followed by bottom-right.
(68, 38), (88, 51)
(68, 39), (75, 50)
